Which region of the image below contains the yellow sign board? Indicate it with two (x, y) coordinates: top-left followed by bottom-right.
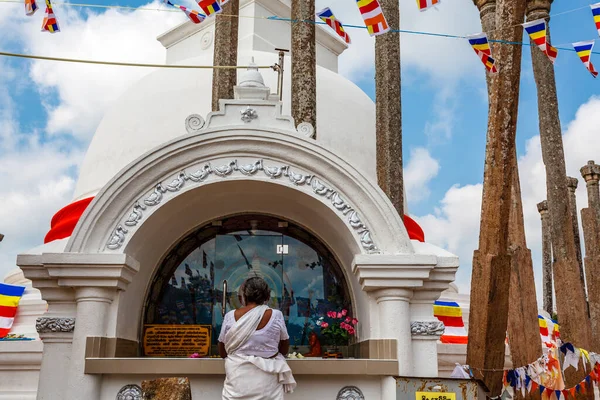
(416, 392), (457, 400)
(143, 324), (212, 357)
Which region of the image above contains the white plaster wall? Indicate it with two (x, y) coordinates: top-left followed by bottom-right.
(100, 375), (383, 399)
(0, 341), (43, 400)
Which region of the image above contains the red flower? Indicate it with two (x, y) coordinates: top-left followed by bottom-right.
(345, 317), (352, 323)
(337, 312), (343, 318)
(321, 322), (329, 328)
(341, 309), (348, 316)
(352, 318), (358, 325)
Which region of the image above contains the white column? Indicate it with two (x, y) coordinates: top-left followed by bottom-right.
(66, 287), (116, 400)
(374, 288), (413, 376)
(381, 376), (397, 400)
(20, 253), (139, 400)
(36, 330), (74, 400)
(410, 291), (444, 377)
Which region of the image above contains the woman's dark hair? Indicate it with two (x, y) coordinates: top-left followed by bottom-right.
(243, 277), (270, 305)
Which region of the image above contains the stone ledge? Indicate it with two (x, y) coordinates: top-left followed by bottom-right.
(84, 358), (398, 376)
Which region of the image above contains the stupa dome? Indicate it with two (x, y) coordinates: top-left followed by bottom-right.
(72, 50), (376, 201)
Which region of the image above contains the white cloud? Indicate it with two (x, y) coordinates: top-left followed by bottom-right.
(404, 147), (440, 204)
(0, 116), (83, 280)
(415, 96), (600, 303)
(0, 1), (186, 139)
(414, 183), (482, 294)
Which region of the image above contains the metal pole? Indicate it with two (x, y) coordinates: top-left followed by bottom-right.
(273, 48), (288, 101)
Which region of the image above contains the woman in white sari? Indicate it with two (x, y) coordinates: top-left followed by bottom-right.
(218, 277), (296, 399)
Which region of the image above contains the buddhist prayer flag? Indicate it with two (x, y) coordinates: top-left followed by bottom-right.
(539, 314), (560, 348)
(316, 7), (351, 44)
(433, 301), (468, 344)
(523, 19), (558, 64)
(573, 41), (598, 78)
(416, 0), (439, 11)
(41, 0), (59, 33)
(467, 33), (498, 74)
(591, 3), (600, 37)
(25, 0), (38, 16)
(197, 0), (222, 17)
(0, 283), (26, 338)
(165, 1), (205, 24)
(356, 0), (389, 37)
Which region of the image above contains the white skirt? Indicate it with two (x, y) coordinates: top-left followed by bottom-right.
(222, 354), (296, 400)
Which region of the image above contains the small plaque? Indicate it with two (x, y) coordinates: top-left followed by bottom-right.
(416, 392), (456, 400)
(143, 325), (211, 357)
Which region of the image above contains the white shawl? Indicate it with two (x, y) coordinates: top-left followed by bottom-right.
(223, 306), (296, 395)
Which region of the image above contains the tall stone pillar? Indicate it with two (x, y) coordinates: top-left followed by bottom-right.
(291, 0), (316, 135)
(467, 0), (527, 395)
(567, 177), (586, 293)
(211, 0), (240, 111)
(537, 200), (553, 315)
(507, 164), (542, 368)
(581, 160), (600, 224)
(375, 0), (403, 216)
(581, 207), (600, 352)
(526, 0), (592, 358)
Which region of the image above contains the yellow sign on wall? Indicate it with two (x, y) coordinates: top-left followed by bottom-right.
(143, 324), (212, 357)
(416, 392), (457, 400)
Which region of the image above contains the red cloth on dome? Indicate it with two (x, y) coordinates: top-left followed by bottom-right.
(44, 198), (426, 244)
(43, 197), (94, 243)
(403, 214), (425, 242)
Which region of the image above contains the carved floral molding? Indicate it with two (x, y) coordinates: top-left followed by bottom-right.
(106, 159), (378, 253)
(36, 317), (76, 333)
(410, 321), (445, 336)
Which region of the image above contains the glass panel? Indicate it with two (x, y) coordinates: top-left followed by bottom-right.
(282, 236), (348, 347)
(155, 240), (215, 326)
(212, 234), (284, 344)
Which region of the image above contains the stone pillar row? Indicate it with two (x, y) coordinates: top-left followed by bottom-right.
(17, 253), (139, 400)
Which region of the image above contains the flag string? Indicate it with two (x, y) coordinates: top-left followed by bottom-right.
(0, 0), (596, 46)
(0, 50), (275, 68)
(1, 0), (600, 63)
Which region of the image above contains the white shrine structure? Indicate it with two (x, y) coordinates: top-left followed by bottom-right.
(3, 0), (477, 398)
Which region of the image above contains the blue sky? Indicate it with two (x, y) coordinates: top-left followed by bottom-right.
(1, 0), (600, 304)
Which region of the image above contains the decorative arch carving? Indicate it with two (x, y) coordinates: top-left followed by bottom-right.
(66, 128), (412, 257)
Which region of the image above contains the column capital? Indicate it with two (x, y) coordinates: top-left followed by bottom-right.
(473, 0), (496, 19)
(352, 254), (436, 292)
(526, 0), (552, 20)
(537, 200), (549, 214)
(40, 253), (139, 291)
(372, 288), (413, 303)
(581, 160), (600, 184)
(567, 176), (579, 191)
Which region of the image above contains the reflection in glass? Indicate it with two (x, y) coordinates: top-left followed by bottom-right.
(146, 216), (351, 354)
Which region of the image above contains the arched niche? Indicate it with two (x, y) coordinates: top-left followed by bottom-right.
(109, 180), (374, 342)
(141, 213), (355, 355)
